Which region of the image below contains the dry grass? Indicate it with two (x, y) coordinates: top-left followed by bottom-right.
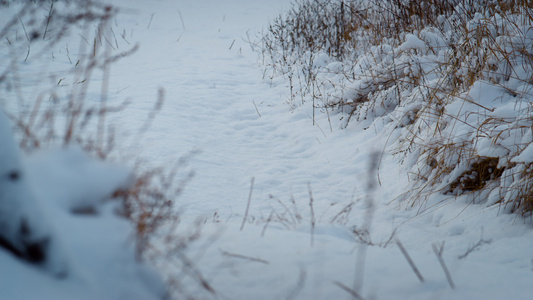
(0, 1), (215, 298)
(258, 0), (533, 216)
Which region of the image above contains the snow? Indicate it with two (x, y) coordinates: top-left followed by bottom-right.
(0, 115), (164, 299)
(0, 109), (65, 275)
(26, 146), (132, 214)
(400, 34), (427, 51)
(1, 0), (533, 300)
(512, 143), (533, 163)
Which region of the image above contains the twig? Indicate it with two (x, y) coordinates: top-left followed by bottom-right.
(66, 44), (72, 64)
(312, 93), (316, 125)
(432, 243), (455, 289)
(382, 228), (397, 248)
(326, 106), (333, 132)
(285, 269), (306, 300)
(229, 39), (236, 50)
(274, 197), (298, 225)
(97, 38), (112, 157)
(252, 100), (261, 117)
(240, 177), (255, 231)
(19, 17), (29, 41)
(330, 201), (353, 224)
(333, 281), (366, 300)
(43, 0), (54, 40)
(261, 209), (274, 237)
(307, 183), (315, 247)
(353, 152), (380, 291)
(396, 239), (425, 283)
(147, 13), (155, 29)
(175, 251), (217, 295)
(458, 238), (492, 260)
(220, 249), (269, 264)
(178, 10), (186, 30)
(24, 45), (30, 62)
(110, 27), (119, 49)
(136, 88), (164, 139)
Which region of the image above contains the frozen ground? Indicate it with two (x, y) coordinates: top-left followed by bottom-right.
(1, 0), (533, 299)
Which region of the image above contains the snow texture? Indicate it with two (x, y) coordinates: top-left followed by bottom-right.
(400, 33), (427, 50)
(1, 0), (532, 299)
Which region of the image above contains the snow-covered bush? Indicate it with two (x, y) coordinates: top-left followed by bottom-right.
(259, 0), (533, 216)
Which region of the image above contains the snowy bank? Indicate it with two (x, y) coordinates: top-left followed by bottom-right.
(0, 109), (164, 299)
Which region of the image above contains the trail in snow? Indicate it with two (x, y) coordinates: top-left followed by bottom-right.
(111, 0), (375, 220)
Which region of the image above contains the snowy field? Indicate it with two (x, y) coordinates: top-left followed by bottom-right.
(1, 0), (533, 299)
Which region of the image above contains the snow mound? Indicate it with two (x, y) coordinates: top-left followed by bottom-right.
(0, 110), (164, 300)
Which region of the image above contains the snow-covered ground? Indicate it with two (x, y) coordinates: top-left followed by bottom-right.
(1, 0), (533, 299)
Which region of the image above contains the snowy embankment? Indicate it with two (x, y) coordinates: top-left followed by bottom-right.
(1, 0), (533, 299)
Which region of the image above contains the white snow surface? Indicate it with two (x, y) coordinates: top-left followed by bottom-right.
(0, 143), (164, 299)
(1, 0), (533, 299)
(400, 33), (427, 50)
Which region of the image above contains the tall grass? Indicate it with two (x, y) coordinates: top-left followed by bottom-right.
(258, 0), (533, 216)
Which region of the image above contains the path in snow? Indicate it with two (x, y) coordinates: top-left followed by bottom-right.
(111, 0), (376, 220)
